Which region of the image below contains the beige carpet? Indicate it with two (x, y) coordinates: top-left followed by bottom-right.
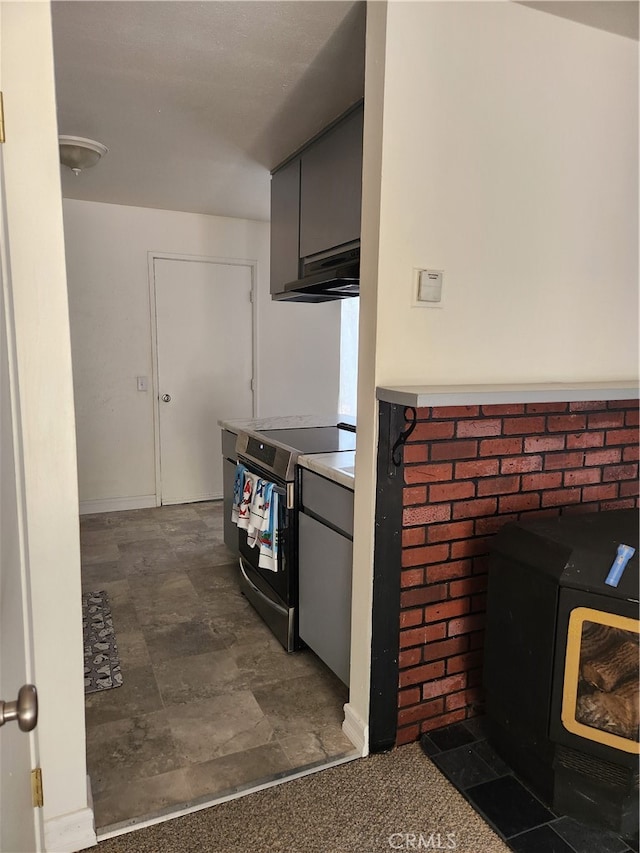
(89, 743), (510, 853)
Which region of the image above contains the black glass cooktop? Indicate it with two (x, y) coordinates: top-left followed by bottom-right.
(258, 426), (356, 455)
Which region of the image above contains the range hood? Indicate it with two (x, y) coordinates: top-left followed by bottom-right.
(274, 244), (359, 302)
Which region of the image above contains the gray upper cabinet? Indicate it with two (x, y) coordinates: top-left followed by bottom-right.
(270, 102), (363, 297)
(299, 106), (363, 260)
(269, 157), (301, 296)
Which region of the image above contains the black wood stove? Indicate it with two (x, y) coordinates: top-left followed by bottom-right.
(484, 509), (639, 837)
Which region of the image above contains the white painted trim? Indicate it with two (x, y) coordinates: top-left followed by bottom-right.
(376, 381), (640, 408)
(342, 702), (369, 757)
(44, 806), (96, 853)
(79, 495), (157, 516)
(161, 492), (222, 506)
(147, 251), (258, 506)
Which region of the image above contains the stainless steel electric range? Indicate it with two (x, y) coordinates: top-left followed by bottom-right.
(234, 423), (356, 651)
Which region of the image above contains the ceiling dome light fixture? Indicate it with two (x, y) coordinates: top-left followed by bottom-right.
(58, 135), (108, 176)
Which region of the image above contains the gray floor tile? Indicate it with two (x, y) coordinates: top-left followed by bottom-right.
(167, 692), (276, 763)
(105, 600), (142, 634)
(91, 768), (192, 828)
(154, 649), (247, 705)
(115, 630), (151, 669)
(81, 500), (351, 831)
(229, 638), (332, 691)
(111, 522), (163, 543)
(143, 619), (227, 661)
(186, 742), (293, 800)
(158, 519), (209, 537)
(186, 562), (240, 593)
(84, 664), (163, 726)
(81, 561), (128, 590)
(80, 529), (118, 549)
(82, 542), (120, 565)
(278, 725), (356, 766)
(86, 710), (185, 797)
(253, 671), (348, 738)
(129, 572), (203, 626)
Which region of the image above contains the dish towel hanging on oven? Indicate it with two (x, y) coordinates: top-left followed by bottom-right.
(258, 486), (278, 572)
(234, 467), (257, 529)
(231, 462), (247, 523)
(246, 478), (268, 547)
(230, 463), (279, 572)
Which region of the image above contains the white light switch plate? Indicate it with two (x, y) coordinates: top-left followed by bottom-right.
(413, 268), (444, 308)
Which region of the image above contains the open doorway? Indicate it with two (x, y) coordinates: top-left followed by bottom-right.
(52, 0), (367, 835)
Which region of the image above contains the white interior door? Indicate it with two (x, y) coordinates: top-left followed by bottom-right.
(0, 153), (42, 852)
(154, 257), (254, 505)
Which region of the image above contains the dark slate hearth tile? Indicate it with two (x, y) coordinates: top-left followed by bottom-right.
(466, 775), (554, 839)
(432, 744), (498, 790)
(472, 738), (512, 777)
(428, 722), (477, 751)
(551, 816), (631, 853)
(624, 833), (639, 853)
(509, 825), (576, 853)
(461, 715), (490, 740)
(419, 734), (441, 757)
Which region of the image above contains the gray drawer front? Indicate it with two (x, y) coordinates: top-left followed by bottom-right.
(221, 429), (238, 460)
(301, 469), (353, 538)
(298, 511), (352, 685)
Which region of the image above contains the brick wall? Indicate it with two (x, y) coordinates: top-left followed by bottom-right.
(396, 398), (639, 745)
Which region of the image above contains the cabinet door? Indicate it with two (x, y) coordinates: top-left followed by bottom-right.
(298, 511), (352, 685)
(270, 157), (300, 294)
(299, 106), (363, 260)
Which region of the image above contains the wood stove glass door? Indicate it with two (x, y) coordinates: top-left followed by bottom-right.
(561, 607), (639, 754)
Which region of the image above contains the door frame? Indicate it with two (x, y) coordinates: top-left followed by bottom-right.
(147, 251), (258, 506)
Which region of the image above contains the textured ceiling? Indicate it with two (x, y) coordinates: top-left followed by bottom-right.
(52, 1), (366, 221)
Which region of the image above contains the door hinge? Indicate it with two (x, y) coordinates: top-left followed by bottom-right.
(31, 767), (43, 808)
(0, 92), (5, 144)
(250, 377), (255, 392)
(249, 290), (254, 303)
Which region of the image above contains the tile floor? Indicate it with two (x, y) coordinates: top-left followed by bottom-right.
(421, 719), (638, 853)
(80, 501), (357, 832)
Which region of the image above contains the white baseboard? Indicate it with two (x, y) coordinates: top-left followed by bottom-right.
(342, 702), (369, 756)
(44, 806), (96, 853)
(161, 493), (221, 505)
(79, 495), (157, 515)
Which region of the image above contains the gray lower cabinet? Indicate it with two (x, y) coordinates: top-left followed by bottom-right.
(221, 429), (238, 553)
(298, 469), (353, 685)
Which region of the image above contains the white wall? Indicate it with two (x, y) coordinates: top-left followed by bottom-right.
(349, 0), (639, 750)
(2, 2), (93, 848)
(62, 200), (342, 506)
(375, 1), (638, 386)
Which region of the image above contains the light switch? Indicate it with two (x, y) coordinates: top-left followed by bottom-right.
(417, 269), (443, 304)
(137, 376), (148, 392)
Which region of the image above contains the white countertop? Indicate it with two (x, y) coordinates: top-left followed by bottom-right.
(376, 381), (638, 408)
(297, 451), (355, 491)
(219, 414), (356, 433)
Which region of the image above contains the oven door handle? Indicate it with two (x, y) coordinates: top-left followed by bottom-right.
(238, 558), (287, 616)
(236, 459), (294, 509)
